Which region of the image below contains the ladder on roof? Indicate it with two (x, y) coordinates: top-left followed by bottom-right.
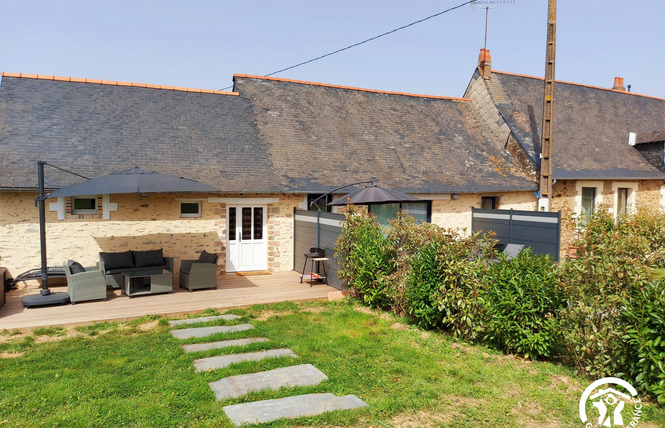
(539, 0), (556, 211)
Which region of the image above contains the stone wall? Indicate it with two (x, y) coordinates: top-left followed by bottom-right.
(551, 179), (663, 256)
(0, 192), (303, 281)
(431, 191), (537, 233)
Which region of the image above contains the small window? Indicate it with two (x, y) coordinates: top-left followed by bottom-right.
(581, 187), (596, 220)
(617, 187), (629, 219)
(72, 196), (98, 215)
(308, 194), (331, 212)
(180, 201), (201, 218)
(481, 196), (499, 210)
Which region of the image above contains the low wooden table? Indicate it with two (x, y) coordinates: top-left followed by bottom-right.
(122, 270), (172, 298)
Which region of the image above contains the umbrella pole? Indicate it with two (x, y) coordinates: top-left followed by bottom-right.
(37, 161), (50, 295)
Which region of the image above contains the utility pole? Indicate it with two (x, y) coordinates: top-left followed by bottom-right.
(538, 0), (556, 212)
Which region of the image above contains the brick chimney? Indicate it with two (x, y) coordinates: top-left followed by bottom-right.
(612, 77), (626, 91)
(478, 48), (492, 79)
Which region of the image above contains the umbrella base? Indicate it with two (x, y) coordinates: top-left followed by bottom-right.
(22, 291), (70, 308)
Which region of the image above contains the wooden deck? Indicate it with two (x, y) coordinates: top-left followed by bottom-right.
(0, 271), (338, 330)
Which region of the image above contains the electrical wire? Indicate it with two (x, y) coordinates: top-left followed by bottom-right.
(221, 0), (475, 90)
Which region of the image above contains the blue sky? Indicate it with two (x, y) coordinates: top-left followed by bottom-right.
(2, 1), (664, 98)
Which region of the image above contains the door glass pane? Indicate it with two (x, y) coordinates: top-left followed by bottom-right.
(253, 207), (263, 240)
(228, 207), (236, 241)
(242, 207), (252, 240)
(581, 187), (596, 219)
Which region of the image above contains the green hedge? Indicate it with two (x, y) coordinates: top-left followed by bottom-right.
(334, 208), (665, 403)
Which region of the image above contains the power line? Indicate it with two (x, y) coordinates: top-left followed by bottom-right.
(221, 0), (475, 90)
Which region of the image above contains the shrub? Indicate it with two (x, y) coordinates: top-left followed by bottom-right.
(560, 208), (665, 402)
(623, 281), (665, 403)
(484, 249), (563, 359)
(334, 209), (396, 309)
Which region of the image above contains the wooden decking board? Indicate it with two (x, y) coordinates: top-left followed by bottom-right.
(0, 271), (335, 330)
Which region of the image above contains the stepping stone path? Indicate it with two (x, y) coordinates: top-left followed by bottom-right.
(170, 314), (368, 426)
(170, 324), (254, 339)
(209, 364), (328, 400)
(168, 314), (241, 326)
(194, 349), (297, 372)
(223, 393), (369, 426)
(182, 338), (269, 353)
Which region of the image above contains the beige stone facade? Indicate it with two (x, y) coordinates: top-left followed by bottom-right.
(551, 179), (663, 255)
(430, 191), (537, 234)
(0, 192), (303, 282)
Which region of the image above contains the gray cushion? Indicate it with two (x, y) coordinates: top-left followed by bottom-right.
(67, 260), (86, 274)
(133, 249), (165, 268)
(100, 251), (134, 271)
(198, 250), (218, 264)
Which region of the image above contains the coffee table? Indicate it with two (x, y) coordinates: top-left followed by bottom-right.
(122, 270), (173, 298)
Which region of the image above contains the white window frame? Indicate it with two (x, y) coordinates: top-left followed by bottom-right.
(71, 195), (98, 215)
(179, 200), (202, 218)
(611, 182), (638, 220)
(574, 181), (604, 220)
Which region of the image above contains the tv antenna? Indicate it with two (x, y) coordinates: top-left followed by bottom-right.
(471, 1), (515, 51)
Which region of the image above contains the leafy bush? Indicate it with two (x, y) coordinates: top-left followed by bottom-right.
(624, 281), (665, 403)
(334, 209), (396, 309)
(484, 249), (563, 359)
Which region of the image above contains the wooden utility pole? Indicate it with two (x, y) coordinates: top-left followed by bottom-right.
(538, 0), (556, 211)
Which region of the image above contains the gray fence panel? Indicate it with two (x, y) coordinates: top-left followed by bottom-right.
(472, 208), (561, 261)
(294, 210), (345, 289)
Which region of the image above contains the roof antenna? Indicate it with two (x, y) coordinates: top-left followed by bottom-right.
(471, 1), (515, 51)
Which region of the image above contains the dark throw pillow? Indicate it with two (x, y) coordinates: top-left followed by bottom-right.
(67, 260), (86, 274)
(133, 249), (165, 268)
(198, 250), (218, 264)
(100, 251), (134, 270)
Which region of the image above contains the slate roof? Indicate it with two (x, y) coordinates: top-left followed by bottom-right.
(0, 73), (282, 192)
(488, 71), (665, 180)
(232, 74), (536, 194)
(0, 72), (537, 195)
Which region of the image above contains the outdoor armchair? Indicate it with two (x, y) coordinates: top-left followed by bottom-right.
(179, 250), (218, 292)
(64, 261), (108, 304)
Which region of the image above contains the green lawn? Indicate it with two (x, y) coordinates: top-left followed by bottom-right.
(1, 300), (664, 427)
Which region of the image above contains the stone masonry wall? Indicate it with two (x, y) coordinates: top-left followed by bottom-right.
(0, 192), (302, 282)
(551, 180), (663, 257)
(431, 191), (537, 234)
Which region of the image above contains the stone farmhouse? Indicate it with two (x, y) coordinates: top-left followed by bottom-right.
(1, 51), (664, 281)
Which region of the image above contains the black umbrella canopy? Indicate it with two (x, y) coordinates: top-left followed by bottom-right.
(328, 185), (420, 206)
(46, 167), (219, 198)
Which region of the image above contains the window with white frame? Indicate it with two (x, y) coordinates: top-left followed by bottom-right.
(575, 181), (603, 224)
(180, 201), (201, 218)
(71, 196), (98, 215)
(612, 182), (637, 220)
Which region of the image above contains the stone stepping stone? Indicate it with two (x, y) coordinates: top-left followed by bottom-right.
(223, 393), (368, 426)
(182, 338), (269, 353)
(194, 348), (297, 372)
(168, 314), (241, 326)
(170, 324), (254, 340)
(210, 363), (328, 400)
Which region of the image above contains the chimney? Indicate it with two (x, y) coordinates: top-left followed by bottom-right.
(612, 77), (626, 91)
(478, 48), (492, 79)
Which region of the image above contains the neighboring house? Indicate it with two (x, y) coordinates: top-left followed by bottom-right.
(465, 50), (665, 250)
(0, 72), (535, 280)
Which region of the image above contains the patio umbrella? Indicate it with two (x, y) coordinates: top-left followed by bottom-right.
(47, 166), (219, 198)
(23, 164), (220, 308)
(328, 185), (420, 206)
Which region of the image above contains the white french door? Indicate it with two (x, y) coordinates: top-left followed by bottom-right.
(226, 206), (267, 272)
